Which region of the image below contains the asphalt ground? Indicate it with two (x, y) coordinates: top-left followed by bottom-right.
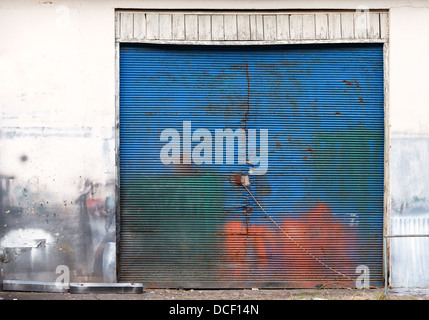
(0, 288), (427, 300)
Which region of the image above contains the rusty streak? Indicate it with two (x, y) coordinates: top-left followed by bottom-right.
(243, 61), (250, 132)
(228, 172), (242, 187)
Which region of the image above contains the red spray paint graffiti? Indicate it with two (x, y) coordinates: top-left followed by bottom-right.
(222, 202), (356, 286)
(223, 221), (269, 278)
(86, 198), (107, 217)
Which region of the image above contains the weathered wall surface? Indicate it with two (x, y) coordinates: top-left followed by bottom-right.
(389, 6), (429, 287)
(0, 0), (429, 287)
(0, 1), (117, 283)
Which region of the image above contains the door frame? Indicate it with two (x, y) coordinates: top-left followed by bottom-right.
(114, 9), (390, 287)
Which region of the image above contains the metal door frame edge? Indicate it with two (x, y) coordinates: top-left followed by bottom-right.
(114, 8), (391, 288)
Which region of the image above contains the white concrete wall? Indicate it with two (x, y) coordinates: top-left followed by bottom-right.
(0, 1), (117, 282)
(390, 7), (429, 136)
(388, 6), (429, 288)
(0, 2), (116, 197)
(1, 0), (429, 287)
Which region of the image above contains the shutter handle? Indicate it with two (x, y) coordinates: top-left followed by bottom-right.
(241, 174), (250, 186)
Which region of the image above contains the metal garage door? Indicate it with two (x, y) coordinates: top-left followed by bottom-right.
(119, 44), (384, 288)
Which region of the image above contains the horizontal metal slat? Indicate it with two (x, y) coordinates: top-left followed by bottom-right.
(119, 43), (384, 288)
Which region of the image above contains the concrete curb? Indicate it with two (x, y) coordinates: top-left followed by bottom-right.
(2, 280), (144, 294)
(70, 282), (143, 294)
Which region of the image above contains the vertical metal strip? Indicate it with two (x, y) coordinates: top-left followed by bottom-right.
(114, 37), (121, 282)
(383, 15), (390, 289)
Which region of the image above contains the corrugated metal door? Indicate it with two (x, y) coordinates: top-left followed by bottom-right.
(119, 44), (384, 288)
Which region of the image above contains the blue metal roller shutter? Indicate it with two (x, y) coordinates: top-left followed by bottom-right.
(119, 44), (384, 288)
